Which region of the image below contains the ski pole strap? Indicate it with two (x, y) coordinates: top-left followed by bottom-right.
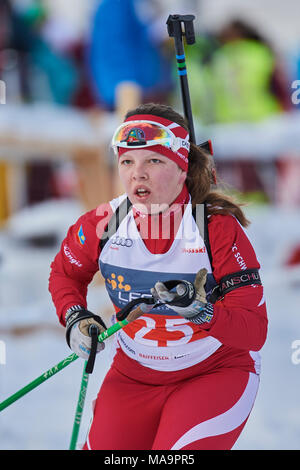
(85, 324), (99, 374)
(209, 268), (262, 303)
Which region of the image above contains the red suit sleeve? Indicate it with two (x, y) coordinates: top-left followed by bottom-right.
(201, 214), (268, 351)
(48, 202), (113, 326)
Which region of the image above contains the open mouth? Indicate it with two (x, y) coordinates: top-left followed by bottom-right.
(134, 187), (151, 199)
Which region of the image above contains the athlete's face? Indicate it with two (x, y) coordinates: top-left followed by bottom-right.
(118, 149), (187, 214)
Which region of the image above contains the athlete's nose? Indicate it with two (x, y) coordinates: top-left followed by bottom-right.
(132, 162), (148, 181)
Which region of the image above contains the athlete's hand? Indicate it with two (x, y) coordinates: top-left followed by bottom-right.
(65, 307), (107, 360)
(151, 269), (214, 325)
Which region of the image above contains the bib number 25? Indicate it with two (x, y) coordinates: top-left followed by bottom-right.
(132, 316), (194, 347)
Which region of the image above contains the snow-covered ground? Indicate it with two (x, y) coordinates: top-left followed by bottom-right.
(0, 199), (300, 450)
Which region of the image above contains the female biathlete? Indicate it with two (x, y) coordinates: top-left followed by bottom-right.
(49, 103), (268, 450)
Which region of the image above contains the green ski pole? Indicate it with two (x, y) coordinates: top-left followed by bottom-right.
(0, 296), (155, 413)
(66, 302), (152, 450)
(69, 361), (89, 450)
(0, 319), (130, 413)
(0, 352), (79, 412)
(68, 323), (104, 451)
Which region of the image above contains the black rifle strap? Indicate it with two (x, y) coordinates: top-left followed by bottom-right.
(192, 202), (213, 267)
(100, 197), (132, 251)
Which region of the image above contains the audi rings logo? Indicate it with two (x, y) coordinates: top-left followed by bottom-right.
(111, 236), (133, 248)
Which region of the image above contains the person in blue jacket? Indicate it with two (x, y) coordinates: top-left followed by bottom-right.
(88, 0), (173, 110)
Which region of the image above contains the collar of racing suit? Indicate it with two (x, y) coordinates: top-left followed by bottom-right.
(132, 184), (190, 254)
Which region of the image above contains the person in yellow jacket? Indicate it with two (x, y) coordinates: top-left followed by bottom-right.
(184, 19), (290, 125)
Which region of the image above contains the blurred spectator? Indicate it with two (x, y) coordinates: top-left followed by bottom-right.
(0, 1), (83, 207)
(0, 0), (28, 101)
(14, 1), (79, 105)
(86, 0), (175, 198)
(1, 0), (80, 104)
(186, 19), (291, 125)
(40, 10), (98, 110)
(87, 0), (174, 112)
(179, 19), (292, 198)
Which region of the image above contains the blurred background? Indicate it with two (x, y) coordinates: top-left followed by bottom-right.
(0, 0), (300, 450)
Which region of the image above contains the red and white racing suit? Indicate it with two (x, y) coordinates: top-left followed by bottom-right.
(49, 185), (268, 450)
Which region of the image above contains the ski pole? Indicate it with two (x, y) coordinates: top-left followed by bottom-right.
(0, 300), (149, 413)
(68, 323), (101, 450)
(67, 297), (160, 450)
(68, 288), (190, 450)
(0, 351), (79, 412)
(69, 361), (89, 450)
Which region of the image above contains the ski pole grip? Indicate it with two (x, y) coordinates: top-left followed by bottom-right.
(163, 279), (196, 307)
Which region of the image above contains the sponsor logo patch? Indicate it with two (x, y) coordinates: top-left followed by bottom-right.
(107, 273), (131, 291)
(111, 236), (133, 248)
(182, 247), (206, 254)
